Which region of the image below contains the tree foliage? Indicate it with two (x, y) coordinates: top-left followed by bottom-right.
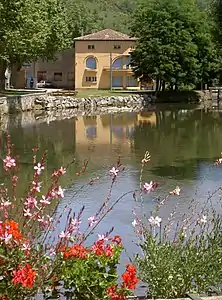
(61, 0), (135, 36)
(0, 0), (71, 88)
(130, 0), (220, 90)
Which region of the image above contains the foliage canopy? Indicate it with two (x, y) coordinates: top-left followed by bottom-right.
(130, 0), (220, 90)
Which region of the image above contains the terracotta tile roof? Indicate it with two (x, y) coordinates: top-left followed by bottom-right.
(75, 29), (136, 41)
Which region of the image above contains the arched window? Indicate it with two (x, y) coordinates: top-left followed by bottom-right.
(112, 57), (123, 69)
(86, 57), (97, 69)
(126, 56), (131, 69)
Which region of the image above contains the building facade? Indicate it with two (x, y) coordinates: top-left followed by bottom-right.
(25, 49), (75, 89)
(16, 29), (141, 90)
(74, 29), (139, 90)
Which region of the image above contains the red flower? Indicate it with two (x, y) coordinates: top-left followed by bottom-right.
(0, 220), (24, 245)
(121, 264), (139, 290)
(109, 235), (122, 246)
(12, 263), (36, 288)
(63, 244), (88, 259)
(91, 240), (114, 257)
(107, 285), (125, 300)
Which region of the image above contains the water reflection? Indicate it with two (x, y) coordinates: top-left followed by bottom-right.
(2, 107), (222, 294)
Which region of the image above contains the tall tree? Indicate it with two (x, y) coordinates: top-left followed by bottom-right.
(130, 0), (219, 90)
(0, 0), (71, 89)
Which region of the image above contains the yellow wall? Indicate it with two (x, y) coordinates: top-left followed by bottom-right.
(75, 40), (138, 90)
(75, 112), (156, 149)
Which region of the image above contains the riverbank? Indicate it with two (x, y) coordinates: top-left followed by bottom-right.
(0, 90), (210, 115)
(0, 93), (146, 114)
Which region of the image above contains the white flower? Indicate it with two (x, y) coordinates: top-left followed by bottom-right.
(34, 163), (44, 175)
(200, 215), (207, 224)
(40, 195), (50, 206)
(98, 234), (108, 241)
(148, 216), (162, 227)
(71, 218), (81, 228)
(59, 231), (71, 239)
(170, 186), (181, 196)
(21, 242), (31, 252)
(57, 186), (64, 198)
(143, 181), (154, 193)
(32, 181), (41, 192)
(4, 233), (12, 244)
(49, 246), (56, 256)
(132, 219), (138, 227)
(88, 216), (97, 227)
(46, 215), (53, 222)
(109, 167), (119, 176)
(1, 200), (12, 208)
(3, 156), (16, 169)
(23, 208), (32, 218)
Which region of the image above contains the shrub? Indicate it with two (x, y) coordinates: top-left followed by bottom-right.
(0, 136), (139, 299)
(133, 152), (222, 298)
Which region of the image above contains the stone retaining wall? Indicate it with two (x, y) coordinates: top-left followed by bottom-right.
(0, 93), (149, 114)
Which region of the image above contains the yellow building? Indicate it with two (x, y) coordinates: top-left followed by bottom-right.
(15, 29), (141, 90)
(74, 29), (139, 90)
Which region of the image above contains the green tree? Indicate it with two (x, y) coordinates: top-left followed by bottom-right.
(0, 0), (71, 89)
(131, 0), (219, 90)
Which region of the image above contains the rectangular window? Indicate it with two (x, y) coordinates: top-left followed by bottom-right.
(67, 72), (74, 81)
(88, 45), (95, 50)
(86, 76), (97, 82)
(37, 71), (47, 82)
(114, 45), (121, 49)
(126, 76), (137, 87)
(112, 76), (123, 87)
(54, 72), (62, 81)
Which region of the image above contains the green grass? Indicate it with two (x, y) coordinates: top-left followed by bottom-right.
(0, 90), (43, 97)
(76, 89), (136, 98)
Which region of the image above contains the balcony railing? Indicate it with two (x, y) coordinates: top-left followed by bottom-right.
(103, 66), (133, 72)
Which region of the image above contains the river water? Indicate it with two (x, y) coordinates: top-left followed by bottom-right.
(1, 105), (222, 295)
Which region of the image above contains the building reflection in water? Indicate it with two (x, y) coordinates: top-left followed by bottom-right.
(75, 112), (157, 156)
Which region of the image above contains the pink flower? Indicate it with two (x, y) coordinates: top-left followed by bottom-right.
(2, 232), (12, 244)
(88, 216), (97, 227)
(49, 188), (57, 197)
(40, 195), (50, 206)
(49, 246), (56, 256)
(3, 156), (16, 169)
(109, 167), (119, 176)
(34, 163), (44, 175)
(46, 215), (53, 223)
(69, 218), (81, 232)
(25, 196), (37, 209)
(71, 218), (81, 228)
(52, 167), (66, 177)
(59, 231), (71, 239)
(1, 200), (12, 209)
(24, 208), (32, 218)
(143, 181), (156, 193)
(31, 181), (41, 193)
(59, 167), (66, 175)
(37, 216), (49, 227)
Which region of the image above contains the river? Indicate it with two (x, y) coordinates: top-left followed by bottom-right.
(1, 104), (222, 295)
